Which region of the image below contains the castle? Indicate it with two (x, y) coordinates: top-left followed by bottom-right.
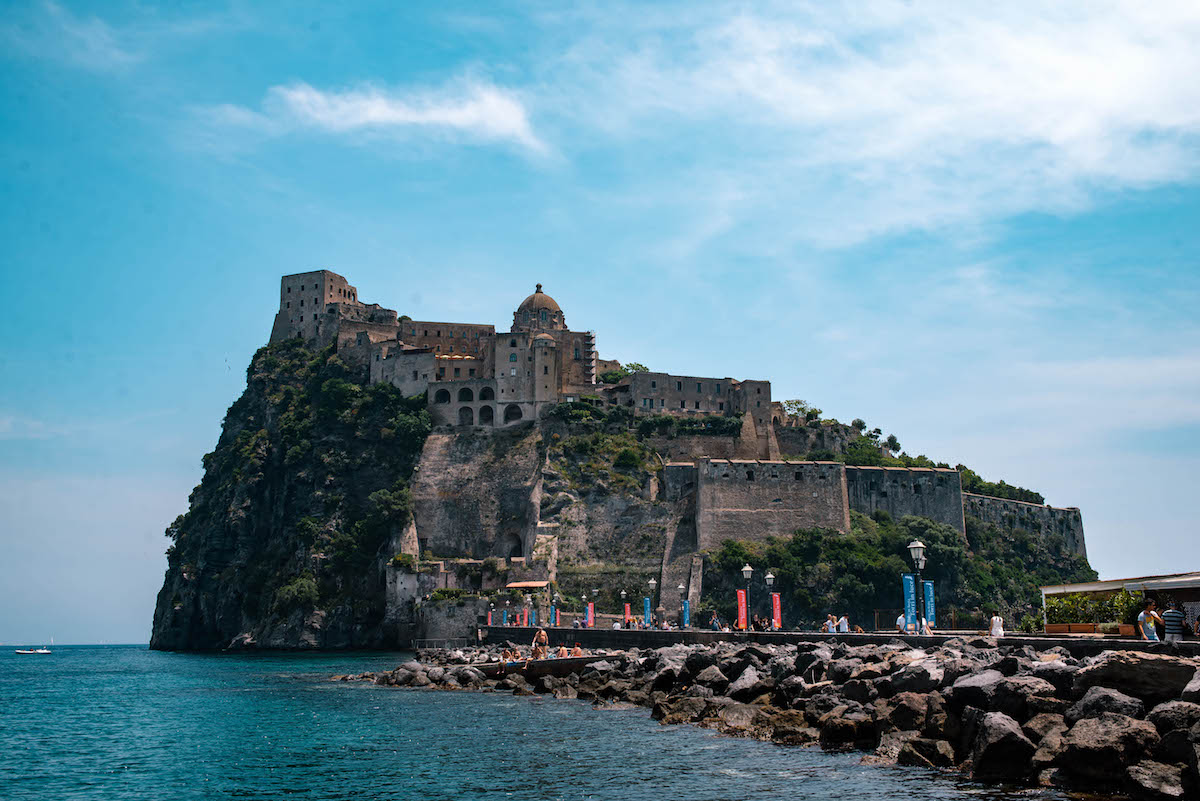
(269, 270), (1087, 624)
(270, 269), (778, 457)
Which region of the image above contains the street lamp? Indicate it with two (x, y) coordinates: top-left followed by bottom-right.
(678, 583), (686, 627)
(648, 577), (657, 627)
(741, 564), (753, 630)
(907, 540), (927, 634)
(764, 572), (775, 629)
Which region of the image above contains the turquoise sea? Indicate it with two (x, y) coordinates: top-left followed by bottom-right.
(1, 645), (1072, 800)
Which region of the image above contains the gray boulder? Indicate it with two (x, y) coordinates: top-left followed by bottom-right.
(1031, 659), (1079, 694)
(891, 661), (944, 694)
(1147, 701), (1200, 763)
(968, 712), (1036, 781)
(694, 665), (730, 691)
(1023, 712), (1068, 743)
(728, 665), (773, 701)
(1125, 760), (1186, 800)
(993, 676), (1058, 722)
(1067, 686), (1146, 725)
(1073, 652), (1200, 705)
(718, 702), (763, 731)
(948, 669), (1005, 711)
(1182, 668), (1200, 703)
(898, 737), (956, 769)
(1061, 712), (1161, 782)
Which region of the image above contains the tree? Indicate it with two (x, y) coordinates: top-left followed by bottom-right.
(885, 434), (901, 452)
(623, 362), (649, 374)
(851, 418), (866, 430)
(781, 399), (811, 418)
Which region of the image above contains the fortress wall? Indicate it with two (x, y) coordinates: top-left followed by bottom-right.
(963, 493), (1087, 559)
(695, 460), (850, 550)
(401, 320), (496, 359)
(774, 421), (859, 458)
(644, 433), (758, 462)
(845, 466), (965, 534)
(662, 463), (697, 501)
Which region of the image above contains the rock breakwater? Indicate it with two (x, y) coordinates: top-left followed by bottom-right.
(345, 639), (1200, 799)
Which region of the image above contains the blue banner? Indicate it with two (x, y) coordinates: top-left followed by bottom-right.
(549, 605), (555, 627)
(681, 599), (690, 628)
(530, 609), (537, 628)
(902, 573), (917, 632)
(643, 597), (652, 626)
(502, 609), (508, 626)
(923, 581), (936, 628)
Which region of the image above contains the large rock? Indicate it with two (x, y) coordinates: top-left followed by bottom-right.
(993, 676), (1058, 722)
(694, 665), (730, 692)
(1125, 760), (1186, 800)
(728, 666), (773, 701)
(1182, 669), (1200, 703)
(654, 695), (708, 724)
(718, 702), (764, 731)
(882, 692), (927, 733)
(891, 661), (944, 694)
(968, 712), (1036, 781)
(1031, 659), (1079, 694)
(1147, 701), (1200, 763)
(1023, 712), (1068, 743)
(1073, 652), (1200, 705)
(948, 669), (1005, 711)
(898, 737), (956, 769)
(1067, 686), (1146, 725)
(1060, 713), (1162, 782)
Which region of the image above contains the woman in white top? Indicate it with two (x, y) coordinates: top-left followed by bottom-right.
(989, 611), (1004, 638)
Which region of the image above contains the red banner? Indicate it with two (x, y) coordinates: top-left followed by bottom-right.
(736, 589), (747, 630)
(487, 611), (493, 626)
(771, 593), (782, 630)
(522, 608), (528, 626)
(555, 608), (560, 626)
(587, 602), (595, 627)
(624, 603), (631, 622)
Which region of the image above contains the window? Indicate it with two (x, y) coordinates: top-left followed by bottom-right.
(715, 384), (721, 394)
(680, 400), (685, 409)
(540, 310), (547, 322)
(510, 339), (517, 347)
(718, 402), (724, 411)
(287, 287), (291, 293)
(436, 330), (441, 337)
(449, 330), (454, 338)
(437, 368), (445, 377)
(696, 382), (702, 392)
(543, 365), (549, 375)
(660, 399), (665, 407)
(651, 380), (657, 389)
(374, 354), (380, 362)
(509, 353), (518, 362)
(424, 330), (429, 336)
(746, 471), (755, 481)
(574, 347), (580, 359)
(300, 299), (304, 307)
(510, 367), (517, 376)
(422, 373), (428, 380)
(756, 387), (761, 394)
(300, 284), (305, 290)
(676, 381), (682, 391)
(299, 315), (303, 321)
(756, 401), (761, 407)
(643, 398), (651, 407)
(454, 368), (460, 377)
(436, 346), (441, 352)
(286, 302), (290, 309)
(410, 329), (416, 336)
(469, 368), (476, 377)
(313, 297), (317, 307)
(412, 370), (418, 381)
(694, 401), (700, 409)
(794, 471), (803, 481)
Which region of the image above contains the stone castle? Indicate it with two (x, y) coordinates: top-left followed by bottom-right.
(268, 270), (1087, 626)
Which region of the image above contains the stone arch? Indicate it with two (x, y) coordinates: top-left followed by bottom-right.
(479, 405), (495, 425)
(434, 388), (451, 404)
(457, 387), (474, 402)
(479, 386), (495, 401)
(499, 532), (523, 558)
(503, 404), (523, 423)
(458, 406), (474, 426)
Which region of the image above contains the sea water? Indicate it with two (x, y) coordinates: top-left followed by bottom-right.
(0, 645), (1071, 800)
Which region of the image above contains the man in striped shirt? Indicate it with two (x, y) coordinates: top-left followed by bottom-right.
(1162, 600), (1185, 643)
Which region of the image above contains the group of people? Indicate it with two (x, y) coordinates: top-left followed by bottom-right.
(895, 611), (940, 635)
(499, 629), (586, 665)
(1136, 598), (1197, 642)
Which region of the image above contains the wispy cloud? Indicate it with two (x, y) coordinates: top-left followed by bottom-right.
(1, 1), (140, 71)
(204, 80), (548, 156)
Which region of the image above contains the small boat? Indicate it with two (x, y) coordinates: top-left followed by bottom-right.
(15, 647), (51, 654)
(478, 655), (606, 679)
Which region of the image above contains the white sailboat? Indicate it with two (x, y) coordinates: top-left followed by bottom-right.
(15, 637), (52, 654)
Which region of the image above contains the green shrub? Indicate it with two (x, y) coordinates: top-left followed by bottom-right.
(614, 448), (642, 469)
(429, 588), (466, 602)
(273, 574), (319, 613)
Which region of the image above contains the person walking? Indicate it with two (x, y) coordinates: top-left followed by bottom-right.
(1162, 600), (1185, 643)
(1137, 599), (1163, 641)
(837, 613), (849, 633)
(989, 611), (1004, 638)
(896, 612), (906, 633)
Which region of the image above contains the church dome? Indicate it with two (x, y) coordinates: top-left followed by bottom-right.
(517, 284), (561, 314)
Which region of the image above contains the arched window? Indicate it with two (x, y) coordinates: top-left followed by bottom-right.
(479, 405), (495, 425)
(457, 387), (474, 402)
(480, 387), (495, 401)
(458, 406), (474, 426)
(509, 339), (517, 347)
(509, 353), (518, 362)
(434, 389), (451, 404)
(503, 404), (523, 423)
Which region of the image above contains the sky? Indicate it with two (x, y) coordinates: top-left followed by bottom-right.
(1, 1), (1198, 644)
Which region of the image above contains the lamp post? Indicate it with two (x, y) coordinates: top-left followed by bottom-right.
(620, 589), (627, 625)
(741, 563), (753, 630)
(764, 572), (775, 629)
(907, 540), (927, 634)
(678, 583), (686, 627)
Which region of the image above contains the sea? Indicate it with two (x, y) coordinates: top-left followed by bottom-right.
(0, 645), (1075, 801)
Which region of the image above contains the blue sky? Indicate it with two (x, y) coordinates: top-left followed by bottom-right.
(2, 1), (1198, 644)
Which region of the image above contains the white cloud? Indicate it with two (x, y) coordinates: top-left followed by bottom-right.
(0, 1), (140, 71)
(207, 80), (548, 156)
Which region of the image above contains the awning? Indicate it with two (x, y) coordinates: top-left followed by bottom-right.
(1042, 571), (1200, 596)
(505, 581), (550, 589)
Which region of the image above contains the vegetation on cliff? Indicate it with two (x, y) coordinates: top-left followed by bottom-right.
(701, 511), (1096, 632)
(151, 338), (431, 649)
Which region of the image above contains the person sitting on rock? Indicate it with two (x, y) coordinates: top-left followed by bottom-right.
(570, 643), (584, 657)
(989, 611), (1004, 638)
(555, 644), (569, 658)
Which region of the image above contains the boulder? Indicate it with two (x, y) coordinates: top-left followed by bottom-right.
(948, 669), (1005, 712)
(728, 666), (773, 701)
(1026, 695), (1070, 715)
(993, 676), (1058, 722)
(805, 691), (850, 726)
(1067, 686), (1146, 725)
(849, 661), (891, 682)
(425, 666), (445, 682)
(553, 685), (578, 700)
(891, 661), (944, 694)
(398, 660), (423, 673)
(694, 665), (730, 692)
(827, 658), (864, 684)
(1147, 701), (1200, 763)
(718, 702), (764, 731)
(1073, 652), (1200, 705)
(1030, 659), (1079, 694)
(776, 674), (807, 703)
(1023, 712), (1068, 743)
(684, 648), (719, 678)
(820, 710), (876, 749)
(1031, 727), (1066, 772)
(656, 696), (708, 724)
(1060, 713), (1162, 782)
(874, 730), (920, 763)
(409, 672), (432, 688)
(1183, 669), (1200, 703)
(884, 692), (928, 733)
(898, 737), (956, 769)
(1125, 760), (1186, 800)
(967, 712), (1036, 781)
(840, 679), (875, 704)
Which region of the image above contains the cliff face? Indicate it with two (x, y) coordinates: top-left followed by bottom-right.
(150, 340), (431, 650)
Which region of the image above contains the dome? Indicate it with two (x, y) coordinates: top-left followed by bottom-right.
(517, 284), (561, 314)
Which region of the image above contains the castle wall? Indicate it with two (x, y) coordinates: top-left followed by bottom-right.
(845, 466), (965, 534)
(695, 459), (850, 550)
(270, 270), (362, 343)
(963, 493), (1087, 558)
(774, 420), (859, 458)
(401, 320), (495, 359)
(627, 372), (742, 415)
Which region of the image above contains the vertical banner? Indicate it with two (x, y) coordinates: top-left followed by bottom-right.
(682, 599), (690, 628)
(643, 597), (652, 626)
(923, 581), (936, 628)
(586, 602), (595, 628)
(549, 605), (555, 627)
(530, 609), (537, 628)
(736, 589), (748, 630)
(521, 608), (528, 627)
(487, 610), (492, 626)
(502, 609), (508, 626)
(555, 608), (560, 627)
(771, 593), (782, 630)
(624, 603), (631, 623)
(902, 573), (917, 632)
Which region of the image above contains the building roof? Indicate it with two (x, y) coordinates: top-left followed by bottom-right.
(506, 580), (551, 589)
(1041, 570), (1200, 596)
(517, 284), (561, 314)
